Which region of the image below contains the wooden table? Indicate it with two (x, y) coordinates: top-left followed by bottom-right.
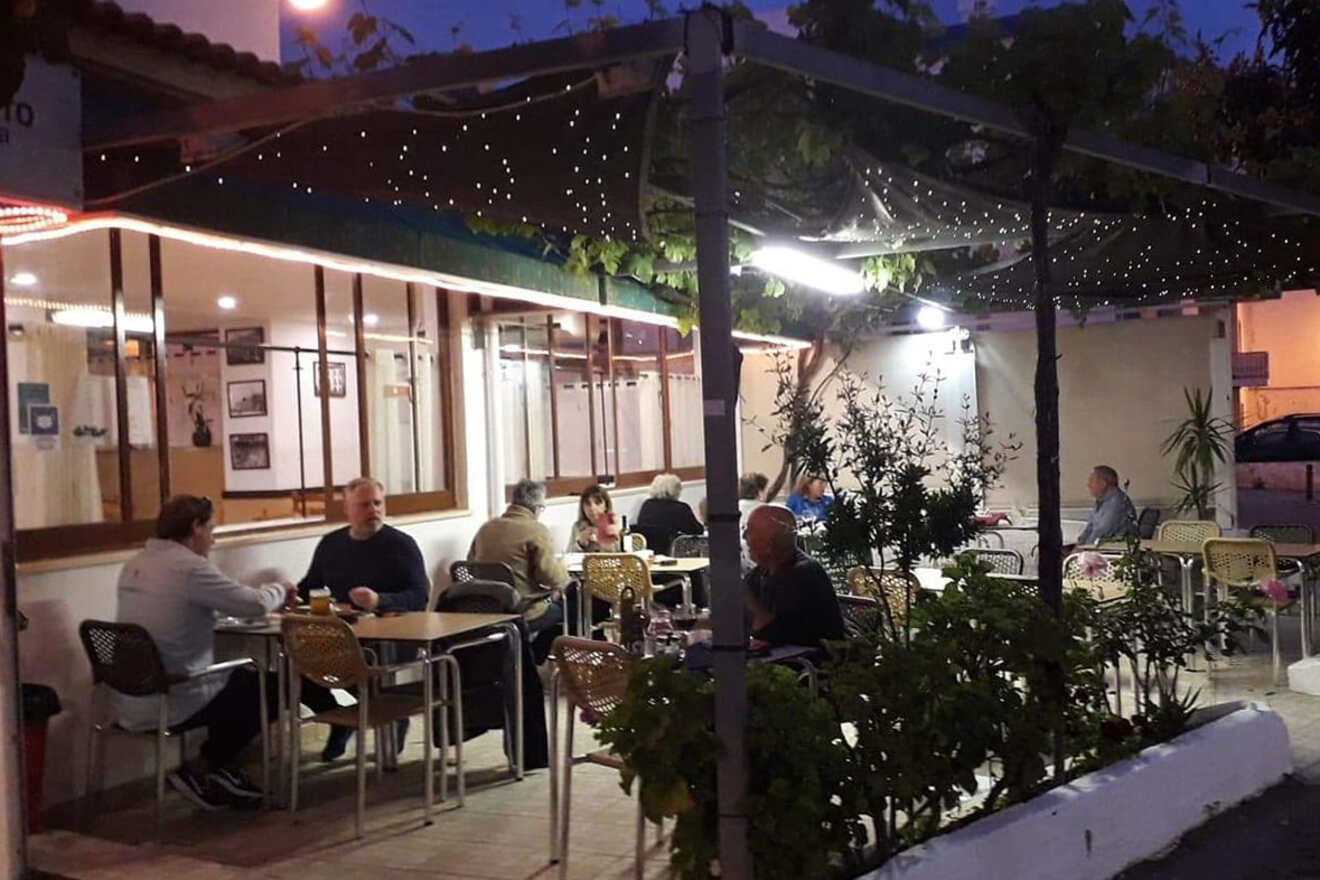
(1096, 539), (1320, 657)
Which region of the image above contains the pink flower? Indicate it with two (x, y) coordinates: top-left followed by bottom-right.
(1259, 578), (1289, 603)
(1079, 552), (1110, 578)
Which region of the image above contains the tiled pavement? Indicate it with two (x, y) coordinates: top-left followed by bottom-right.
(30, 616), (1320, 880)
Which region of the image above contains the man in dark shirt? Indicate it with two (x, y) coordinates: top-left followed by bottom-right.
(298, 476), (430, 760)
(743, 505), (845, 649)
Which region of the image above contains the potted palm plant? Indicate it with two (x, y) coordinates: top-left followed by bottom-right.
(1161, 387), (1234, 519)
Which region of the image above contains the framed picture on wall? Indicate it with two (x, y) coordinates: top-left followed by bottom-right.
(226, 380), (267, 418)
(229, 432), (270, 470)
(313, 361), (347, 398)
(225, 327), (265, 365)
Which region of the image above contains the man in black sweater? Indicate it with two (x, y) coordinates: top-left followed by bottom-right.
(298, 476), (430, 760)
(743, 504), (844, 649)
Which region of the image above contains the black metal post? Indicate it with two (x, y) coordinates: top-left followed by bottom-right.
(687, 9), (750, 879)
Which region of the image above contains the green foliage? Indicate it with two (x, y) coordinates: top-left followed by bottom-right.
(286, 4), (418, 75)
(826, 557), (1107, 860)
(1085, 538), (1263, 757)
(597, 660), (863, 880)
(773, 358), (1018, 599)
(1160, 387), (1233, 518)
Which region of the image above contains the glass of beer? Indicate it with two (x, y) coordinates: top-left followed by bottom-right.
(309, 588), (333, 615)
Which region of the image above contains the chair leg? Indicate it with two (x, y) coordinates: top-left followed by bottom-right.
(439, 660), (449, 804)
(82, 690), (100, 830)
(558, 701), (575, 880)
(356, 693), (368, 840)
(289, 676), (301, 814)
(449, 657), (465, 807)
(1272, 606), (1282, 685)
(155, 696), (168, 833)
(548, 670), (559, 864)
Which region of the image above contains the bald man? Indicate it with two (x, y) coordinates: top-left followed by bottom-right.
(743, 505), (845, 649)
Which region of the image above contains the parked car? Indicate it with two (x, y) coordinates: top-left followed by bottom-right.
(1235, 414), (1320, 462)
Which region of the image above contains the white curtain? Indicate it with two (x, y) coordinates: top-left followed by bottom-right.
(10, 324), (103, 527)
(367, 349), (413, 495)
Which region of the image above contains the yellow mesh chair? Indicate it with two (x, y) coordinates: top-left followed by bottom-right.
(1203, 538), (1287, 682)
(1157, 520), (1222, 544)
(1062, 553), (1129, 603)
(846, 567), (919, 630)
(282, 615), (438, 838)
(548, 636), (655, 879)
(581, 553), (653, 639)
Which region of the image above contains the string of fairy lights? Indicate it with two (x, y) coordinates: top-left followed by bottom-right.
(84, 72), (1320, 315)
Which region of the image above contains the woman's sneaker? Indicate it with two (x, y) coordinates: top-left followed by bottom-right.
(167, 765), (228, 811)
(208, 766), (263, 802)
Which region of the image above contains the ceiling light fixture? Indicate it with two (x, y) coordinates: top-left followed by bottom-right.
(8, 271), (37, 287)
(50, 308), (154, 333)
(915, 305), (947, 331)
(749, 246), (866, 296)
(217, 295), (237, 310)
(288, 0), (327, 10)
(363, 313), (380, 326)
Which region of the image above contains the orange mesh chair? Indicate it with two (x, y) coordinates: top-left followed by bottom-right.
(548, 636), (657, 879)
(282, 614), (445, 838)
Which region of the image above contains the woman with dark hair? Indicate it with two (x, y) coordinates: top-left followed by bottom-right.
(567, 484), (622, 552)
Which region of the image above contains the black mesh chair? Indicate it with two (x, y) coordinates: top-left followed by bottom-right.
(1137, 507), (1162, 540)
(837, 594), (881, 639)
(670, 535), (709, 558)
(78, 620), (266, 826)
(968, 548), (1025, 576)
(449, 560), (516, 588)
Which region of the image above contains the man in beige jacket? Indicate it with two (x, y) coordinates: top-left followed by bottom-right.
(468, 479), (571, 661)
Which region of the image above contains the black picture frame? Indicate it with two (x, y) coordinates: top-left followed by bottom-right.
(313, 361), (347, 398)
(226, 379), (267, 418)
(229, 432), (270, 470)
(224, 327), (265, 365)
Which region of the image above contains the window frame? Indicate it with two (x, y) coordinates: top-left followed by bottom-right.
(494, 307), (707, 500)
(6, 230), (466, 562)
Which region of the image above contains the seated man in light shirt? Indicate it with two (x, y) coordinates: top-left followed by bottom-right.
(115, 495), (295, 811)
(1076, 465), (1138, 546)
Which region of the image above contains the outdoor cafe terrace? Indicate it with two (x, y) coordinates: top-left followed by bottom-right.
(6, 3), (1320, 879)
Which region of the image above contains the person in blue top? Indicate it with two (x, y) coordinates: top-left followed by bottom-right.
(786, 474), (833, 523)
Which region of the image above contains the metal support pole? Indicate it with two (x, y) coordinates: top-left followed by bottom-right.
(687, 10), (750, 879)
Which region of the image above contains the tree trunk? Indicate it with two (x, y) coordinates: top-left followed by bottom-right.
(1028, 118), (1066, 783)
(765, 334), (829, 500)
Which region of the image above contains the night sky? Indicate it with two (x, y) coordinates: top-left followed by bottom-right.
(279, 0), (1265, 67)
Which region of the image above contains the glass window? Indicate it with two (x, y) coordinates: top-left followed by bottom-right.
(550, 312), (596, 480)
(159, 236), (324, 527)
(611, 319), (665, 475)
(3, 229), (124, 528)
(666, 328), (704, 469)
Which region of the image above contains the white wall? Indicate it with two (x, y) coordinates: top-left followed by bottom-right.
(15, 315), (706, 810)
(1236, 289), (1320, 428)
(113, 0), (281, 62)
(975, 313), (1221, 510)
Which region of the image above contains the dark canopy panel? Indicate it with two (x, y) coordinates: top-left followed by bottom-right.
(86, 64), (667, 243)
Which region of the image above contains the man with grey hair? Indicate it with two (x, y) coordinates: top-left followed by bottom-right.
(299, 476), (430, 759)
(1076, 465), (1137, 546)
(469, 478), (571, 661)
(743, 505), (844, 649)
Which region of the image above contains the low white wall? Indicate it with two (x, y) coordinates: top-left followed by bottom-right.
(861, 702), (1290, 880)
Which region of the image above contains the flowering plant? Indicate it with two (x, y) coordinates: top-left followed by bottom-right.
(1258, 578), (1290, 603)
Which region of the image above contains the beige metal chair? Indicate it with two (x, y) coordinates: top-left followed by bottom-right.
(79, 620), (267, 828)
(1157, 520), (1222, 544)
(580, 553), (654, 639)
(548, 636), (655, 879)
(969, 548), (1026, 576)
(282, 615), (445, 838)
(846, 568), (919, 631)
(1203, 538), (1289, 682)
(1062, 552), (1129, 603)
